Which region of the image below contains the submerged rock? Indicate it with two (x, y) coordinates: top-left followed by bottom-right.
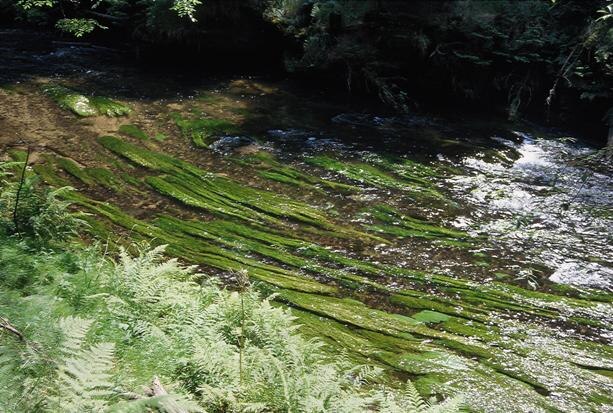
(267, 128), (316, 141)
(209, 135), (256, 154)
(331, 113), (386, 127)
(267, 129), (344, 151)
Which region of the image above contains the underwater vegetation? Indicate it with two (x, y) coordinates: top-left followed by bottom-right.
(172, 112), (239, 148)
(361, 204), (471, 246)
(118, 124), (149, 140)
(42, 84), (131, 117)
(305, 155), (450, 203)
(233, 151), (360, 193)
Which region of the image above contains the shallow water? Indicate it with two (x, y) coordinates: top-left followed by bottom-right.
(448, 132), (613, 290)
(1, 30), (612, 412)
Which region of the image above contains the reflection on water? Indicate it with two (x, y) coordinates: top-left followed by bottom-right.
(448, 132), (612, 290)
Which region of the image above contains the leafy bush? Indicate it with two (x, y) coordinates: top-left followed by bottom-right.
(0, 162), (83, 242)
(55, 18), (106, 37)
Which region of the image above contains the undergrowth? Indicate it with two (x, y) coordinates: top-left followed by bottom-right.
(0, 161), (463, 412)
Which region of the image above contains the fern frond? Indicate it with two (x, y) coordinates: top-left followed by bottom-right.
(238, 401), (269, 412)
(403, 380), (429, 412)
(58, 316), (94, 358)
(50, 318), (116, 413)
(108, 395), (204, 413)
(56, 341), (115, 412)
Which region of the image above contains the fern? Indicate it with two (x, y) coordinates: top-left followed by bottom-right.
(0, 164), (84, 242)
(58, 316), (94, 357)
(108, 395), (204, 413)
(402, 380), (429, 412)
(367, 380), (464, 413)
(48, 317), (116, 413)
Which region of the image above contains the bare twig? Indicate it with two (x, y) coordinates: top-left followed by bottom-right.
(86, 10), (129, 22)
(12, 145), (31, 236)
(144, 376), (168, 397)
(236, 269), (250, 395)
(0, 316), (25, 342)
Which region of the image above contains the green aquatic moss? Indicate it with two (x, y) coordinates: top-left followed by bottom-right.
(90, 96), (131, 117)
(118, 124), (148, 140)
(99, 135), (192, 172)
(363, 204), (470, 245)
(42, 85), (130, 117)
(146, 175), (260, 223)
(277, 289), (491, 357)
(172, 113), (239, 147)
(306, 155), (409, 190)
(65, 194), (337, 295)
(305, 155), (447, 201)
(153, 216), (379, 289)
(258, 169), (322, 190)
(84, 167), (122, 191)
(98, 136), (361, 233)
(119, 172), (144, 189)
(54, 157), (95, 186)
(149, 173), (338, 230)
(154, 216), (388, 284)
(390, 292), (489, 323)
(412, 310), (451, 324)
(148, 207), (606, 334)
(235, 152), (360, 193)
(43, 84), (98, 117)
(31, 164), (71, 187)
(364, 154), (446, 183)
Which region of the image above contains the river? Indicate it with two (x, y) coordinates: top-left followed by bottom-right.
(1, 29), (612, 412)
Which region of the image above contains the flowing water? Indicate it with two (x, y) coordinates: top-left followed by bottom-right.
(1, 30), (612, 412)
(449, 133), (612, 291)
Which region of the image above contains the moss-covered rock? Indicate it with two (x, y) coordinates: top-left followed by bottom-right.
(43, 84), (98, 117)
(42, 84), (130, 117)
(90, 96), (131, 117)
